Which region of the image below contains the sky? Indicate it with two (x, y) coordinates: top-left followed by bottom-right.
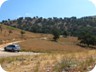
(0, 0), (96, 21)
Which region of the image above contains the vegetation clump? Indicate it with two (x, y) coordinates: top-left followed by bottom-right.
(52, 28), (60, 42)
(78, 27), (96, 47)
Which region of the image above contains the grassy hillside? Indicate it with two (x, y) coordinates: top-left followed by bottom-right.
(0, 24), (48, 44)
(2, 16), (96, 37)
(20, 37), (91, 53)
(0, 24), (92, 53)
(1, 51), (96, 72)
(0, 24), (95, 54)
(1, 24), (96, 72)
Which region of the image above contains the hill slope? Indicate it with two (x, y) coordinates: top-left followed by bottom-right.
(0, 24), (46, 44)
(1, 16), (96, 36)
(0, 24), (93, 53)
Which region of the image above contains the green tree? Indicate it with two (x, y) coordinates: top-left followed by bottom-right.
(78, 29), (96, 47)
(8, 30), (13, 35)
(0, 25), (2, 32)
(62, 30), (69, 37)
(52, 29), (60, 42)
(20, 30), (25, 38)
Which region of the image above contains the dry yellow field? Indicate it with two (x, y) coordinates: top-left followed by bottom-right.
(1, 50), (96, 72)
(0, 25), (96, 72)
(20, 37), (91, 53)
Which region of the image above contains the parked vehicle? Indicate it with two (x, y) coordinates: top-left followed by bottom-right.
(4, 44), (21, 52)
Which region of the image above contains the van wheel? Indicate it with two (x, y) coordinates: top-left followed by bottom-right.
(4, 47), (7, 51)
(17, 50), (19, 52)
(4, 49), (6, 51)
(16, 50), (19, 52)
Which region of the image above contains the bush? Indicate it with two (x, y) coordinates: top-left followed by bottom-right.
(52, 29), (60, 42)
(78, 28), (96, 46)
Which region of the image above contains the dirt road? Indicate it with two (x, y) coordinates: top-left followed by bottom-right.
(0, 41), (40, 58)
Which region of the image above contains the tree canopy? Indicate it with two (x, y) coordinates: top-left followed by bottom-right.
(1, 16), (96, 37)
(78, 27), (96, 46)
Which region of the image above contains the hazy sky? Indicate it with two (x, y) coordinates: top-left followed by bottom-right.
(0, 0), (96, 21)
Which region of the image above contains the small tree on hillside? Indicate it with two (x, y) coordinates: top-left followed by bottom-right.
(52, 29), (60, 42)
(62, 30), (69, 37)
(20, 30), (25, 38)
(0, 25), (3, 33)
(8, 30), (13, 35)
(78, 29), (96, 47)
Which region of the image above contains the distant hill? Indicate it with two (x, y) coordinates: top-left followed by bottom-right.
(1, 16), (96, 36)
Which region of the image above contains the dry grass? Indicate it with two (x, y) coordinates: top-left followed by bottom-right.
(0, 25), (89, 54)
(1, 25), (96, 72)
(20, 37), (91, 53)
(0, 25), (49, 44)
(1, 50), (96, 72)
